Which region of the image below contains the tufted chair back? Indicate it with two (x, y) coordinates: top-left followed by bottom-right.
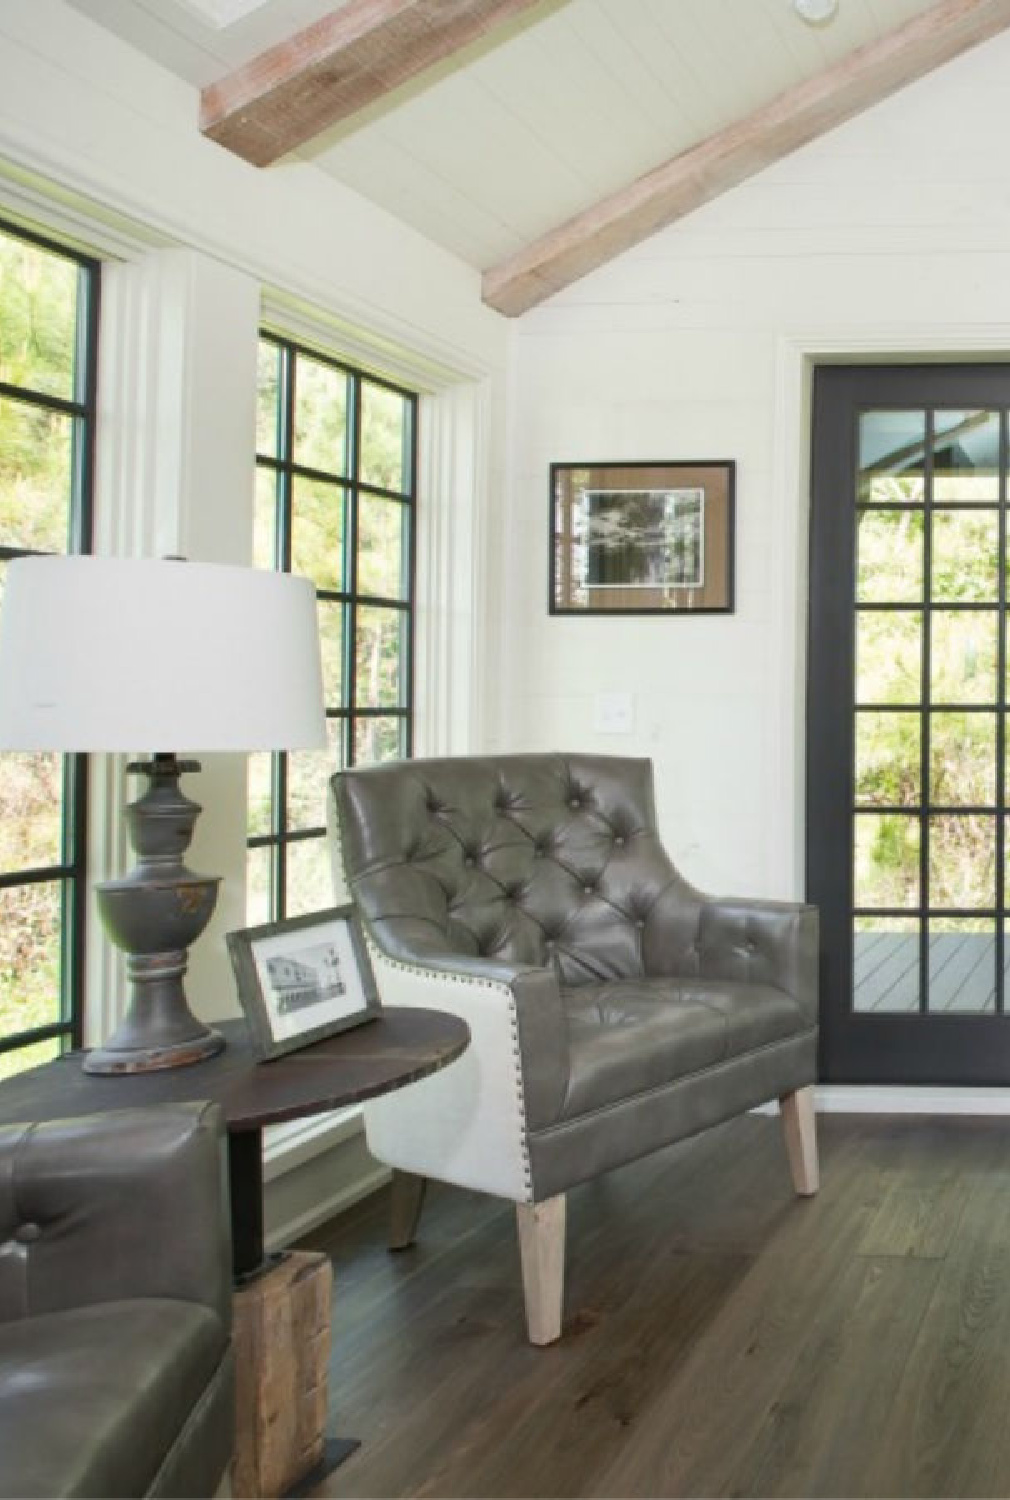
(332, 753), (702, 987)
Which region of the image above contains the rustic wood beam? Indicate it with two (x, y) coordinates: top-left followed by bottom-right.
(201, 0), (557, 167)
(483, 0), (1010, 316)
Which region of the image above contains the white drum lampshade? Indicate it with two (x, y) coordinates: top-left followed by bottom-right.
(0, 555), (327, 1074)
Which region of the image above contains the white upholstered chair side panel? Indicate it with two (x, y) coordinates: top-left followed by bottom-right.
(364, 947), (533, 1203)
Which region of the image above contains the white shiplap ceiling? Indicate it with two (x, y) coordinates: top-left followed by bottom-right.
(66, 0), (943, 270)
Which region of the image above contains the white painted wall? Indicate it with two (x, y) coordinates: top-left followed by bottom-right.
(503, 29), (1010, 904)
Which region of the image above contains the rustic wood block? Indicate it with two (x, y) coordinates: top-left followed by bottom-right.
(231, 1250), (333, 1499)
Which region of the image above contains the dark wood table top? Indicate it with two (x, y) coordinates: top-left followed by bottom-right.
(0, 1008), (470, 1133)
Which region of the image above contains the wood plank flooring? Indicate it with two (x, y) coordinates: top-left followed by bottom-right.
(300, 1114), (1010, 1498)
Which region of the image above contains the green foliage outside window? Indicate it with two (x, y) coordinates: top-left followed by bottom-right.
(0, 222), (95, 1078)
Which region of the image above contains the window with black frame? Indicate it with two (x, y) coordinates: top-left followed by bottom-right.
(0, 219), (98, 1078)
(248, 333), (416, 924)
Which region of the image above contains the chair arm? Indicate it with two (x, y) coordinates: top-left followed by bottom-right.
(0, 1102), (231, 1329)
(369, 936), (569, 1133)
(696, 897), (819, 1026)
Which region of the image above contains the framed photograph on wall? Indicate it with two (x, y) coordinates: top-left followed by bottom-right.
(550, 460), (735, 614)
(227, 904), (380, 1061)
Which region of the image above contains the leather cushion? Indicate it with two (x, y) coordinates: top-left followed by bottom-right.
(0, 1298), (227, 1498)
(560, 977), (807, 1120)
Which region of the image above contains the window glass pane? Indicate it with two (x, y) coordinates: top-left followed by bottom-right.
(930, 611), (997, 706)
(288, 720), (346, 833)
(0, 1037), (61, 1083)
(933, 411), (999, 502)
(856, 510), (922, 603)
(853, 917), (919, 1013)
(0, 397), (73, 552)
(929, 713), (995, 807)
(930, 511), (998, 602)
(318, 600), (345, 707)
(854, 712), (919, 808)
(246, 846), (274, 927)
(928, 815), (995, 909)
(360, 382), (411, 493)
(855, 611), (920, 705)
(355, 607), (407, 709)
(927, 918), (995, 1013)
(253, 466), (279, 571)
(358, 496), (409, 601)
(256, 340), (281, 460)
(354, 716), (406, 766)
(0, 752), (63, 873)
(857, 411), (925, 504)
(294, 356), (348, 477)
(0, 881), (62, 1042)
(292, 477), (346, 593)
(247, 753), (274, 839)
(854, 813), (919, 909)
(0, 230), (78, 401)
(285, 837), (332, 918)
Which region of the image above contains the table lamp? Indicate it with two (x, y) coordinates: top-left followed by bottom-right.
(0, 555), (326, 1075)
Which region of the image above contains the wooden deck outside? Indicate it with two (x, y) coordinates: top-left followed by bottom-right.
(854, 930), (1002, 1013)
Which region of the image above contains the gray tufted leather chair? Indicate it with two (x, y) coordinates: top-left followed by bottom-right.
(331, 753), (819, 1344)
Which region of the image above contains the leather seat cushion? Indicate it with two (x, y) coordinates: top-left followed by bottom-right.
(0, 1298), (227, 1499)
(560, 977), (808, 1120)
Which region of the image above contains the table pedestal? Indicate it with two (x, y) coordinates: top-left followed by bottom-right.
(232, 1250), (336, 1498)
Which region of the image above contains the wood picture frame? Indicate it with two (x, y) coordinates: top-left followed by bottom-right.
(550, 460), (735, 615)
(227, 904), (380, 1062)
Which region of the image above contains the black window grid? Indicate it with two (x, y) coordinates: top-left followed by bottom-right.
(249, 333), (417, 921)
(851, 405), (1010, 1013)
(0, 216), (99, 1063)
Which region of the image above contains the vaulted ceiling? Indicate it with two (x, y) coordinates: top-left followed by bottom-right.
(64, 0), (1010, 314)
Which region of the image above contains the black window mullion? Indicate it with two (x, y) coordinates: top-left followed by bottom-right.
(997, 406), (1008, 1012)
(919, 411), (934, 1014)
(347, 371), (362, 766)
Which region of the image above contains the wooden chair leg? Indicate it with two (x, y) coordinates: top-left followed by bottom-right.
(780, 1085), (819, 1196)
(389, 1169), (427, 1251)
(516, 1195), (566, 1346)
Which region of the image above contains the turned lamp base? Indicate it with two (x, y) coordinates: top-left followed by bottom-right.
(86, 753), (224, 1076)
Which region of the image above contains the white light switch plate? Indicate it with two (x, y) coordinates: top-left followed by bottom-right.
(594, 692), (634, 735)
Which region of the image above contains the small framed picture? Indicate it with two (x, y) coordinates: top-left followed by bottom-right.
(550, 460), (735, 615)
(226, 904), (380, 1061)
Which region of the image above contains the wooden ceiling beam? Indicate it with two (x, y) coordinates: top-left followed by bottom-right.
(201, 0), (556, 167)
(483, 0), (1010, 317)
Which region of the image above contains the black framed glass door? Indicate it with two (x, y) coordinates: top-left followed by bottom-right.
(809, 363), (1010, 1083)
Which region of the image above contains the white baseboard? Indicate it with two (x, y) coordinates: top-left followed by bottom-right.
(814, 1084), (1010, 1115)
(754, 1084), (1010, 1117)
(265, 1160), (391, 1252)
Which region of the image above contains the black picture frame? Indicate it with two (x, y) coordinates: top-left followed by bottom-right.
(550, 459), (735, 615)
(226, 904), (381, 1062)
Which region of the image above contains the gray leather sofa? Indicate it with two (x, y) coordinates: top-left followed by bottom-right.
(332, 752), (820, 1344)
(0, 1102), (234, 1498)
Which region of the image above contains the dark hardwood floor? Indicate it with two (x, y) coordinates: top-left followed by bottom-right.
(300, 1113), (1010, 1498)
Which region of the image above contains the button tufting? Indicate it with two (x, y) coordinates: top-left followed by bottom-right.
(464, 855), (475, 868)
(584, 885), (594, 896)
(635, 919), (646, 930)
(614, 835), (625, 847)
(569, 797), (581, 809)
(15, 1223), (41, 1244)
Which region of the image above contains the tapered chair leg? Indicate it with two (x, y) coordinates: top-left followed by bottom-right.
(780, 1086), (819, 1196)
(389, 1169), (427, 1251)
(516, 1195), (566, 1346)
